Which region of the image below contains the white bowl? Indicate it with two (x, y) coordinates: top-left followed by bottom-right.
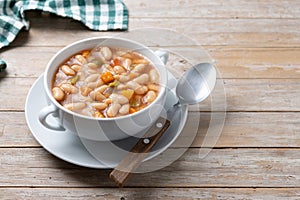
(38, 36), (168, 141)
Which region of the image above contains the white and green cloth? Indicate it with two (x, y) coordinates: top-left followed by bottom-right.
(0, 0), (129, 72)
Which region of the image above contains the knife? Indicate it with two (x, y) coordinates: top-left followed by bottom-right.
(109, 103), (181, 187)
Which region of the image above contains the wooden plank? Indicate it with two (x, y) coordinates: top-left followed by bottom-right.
(197, 78), (300, 112)
(0, 112), (38, 147)
(0, 77), (36, 111)
(2, 46), (300, 79)
(194, 112), (300, 148)
(1, 188), (300, 200)
(8, 17), (300, 47)
(1, 112), (300, 148)
(1, 77), (300, 111)
(1, 47), (60, 78)
(213, 47), (300, 79)
(123, 0), (300, 19)
(1, 148), (300, 187)
(25, 1), (300, 19)
(164, 46), (300, 79)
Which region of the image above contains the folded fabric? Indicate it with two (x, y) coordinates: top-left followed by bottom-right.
(0, 0), (129, 71)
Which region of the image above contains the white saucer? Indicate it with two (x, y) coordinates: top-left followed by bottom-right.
(25, 73), (188, 169)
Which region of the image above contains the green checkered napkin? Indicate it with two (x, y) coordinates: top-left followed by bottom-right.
(0, 0), (129, 72)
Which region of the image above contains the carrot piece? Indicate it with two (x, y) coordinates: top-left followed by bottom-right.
(129, 107), (136, 114)
(111, 58), (122, 66)
(94, 111), (105, 118)
(101, 71), (115, 83)
(82, 50), (90, 58)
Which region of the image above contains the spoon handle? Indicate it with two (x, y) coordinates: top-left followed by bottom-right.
(109, 117), (170, 187)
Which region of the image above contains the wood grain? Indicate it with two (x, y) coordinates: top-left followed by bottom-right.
(0, 112), (38, 147)
(6, 17), (300, 47)
(196, 112), (300, 148)
(123, 0), (300, 19)
(1, 188), (300, 200)
(1, 148), (300, 187)
(0, 77), (36, 111)
(24, 0), (300, 19)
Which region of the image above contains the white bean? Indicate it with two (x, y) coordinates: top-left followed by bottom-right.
(83, 96), (93, 103)
(107, 103), (121, 117)
(110, 93), (129, 104)
(85, 74), (99, 83)
(144, 91), (157, 103)
(88, 69), (98, 74)
(92, 103), (108, 110)
(104, 98), (112, 105)
(77, 72), (85, 81)
(123, 58), (132, 70)
(61, 65), (76, 76)
(81, 108), (91, 116)
(71, 64), (81, 72)
(149, 69), (160, 83)
(135, 86), (148, 95)
(60, 83), (78, 94)
(96, 79), (104, 87)
(133, 59), (149, 64)
(116, 50), (126, 56)
(102, 63), (111, 69)
(134, 74), (149, 85)
(90, 91), (106, 101)
(127, 81), (141, 90)
(101, 47), (112, 60)
(87, 82), (97, 89)
(95, 85), (109, 93)
(71, 95), (85, 102)
(113, 65), (126, 74)
(87, 79), (103, 89)
(87, 62), (98, 69)
(75, 55), (87, 65)
(80, 86), (92, 96)
(116, 83), (127, 90)
(119, 104), (129, 115)
(132, 64), (146, 73)
(64, 102), (86, 111)
(147, 84), (160, 91)
(118, 75), (130, 83)
(52, 87), (64, 101)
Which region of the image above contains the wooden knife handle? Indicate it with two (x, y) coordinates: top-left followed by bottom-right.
(109, 117), (171, 187)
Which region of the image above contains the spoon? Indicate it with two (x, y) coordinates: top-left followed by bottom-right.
(109, 63), (217, 187)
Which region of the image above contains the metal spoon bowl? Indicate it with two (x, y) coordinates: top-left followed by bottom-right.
(168, 62), (217, 118)
(176, 62), (217, 105)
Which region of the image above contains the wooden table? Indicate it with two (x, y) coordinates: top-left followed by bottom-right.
(1, 0), (300, 199)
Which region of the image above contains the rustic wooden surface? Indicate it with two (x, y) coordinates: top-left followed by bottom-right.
(1, 0), (300, 199)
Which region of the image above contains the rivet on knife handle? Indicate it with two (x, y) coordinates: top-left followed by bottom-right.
(109, 117), (171, 187)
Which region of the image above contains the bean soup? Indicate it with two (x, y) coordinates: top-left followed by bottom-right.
(52, 46), (161, 118)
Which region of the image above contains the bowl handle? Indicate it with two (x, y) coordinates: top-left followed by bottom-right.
(155, 49), (169, 65)
(38, 104), (65, 131)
